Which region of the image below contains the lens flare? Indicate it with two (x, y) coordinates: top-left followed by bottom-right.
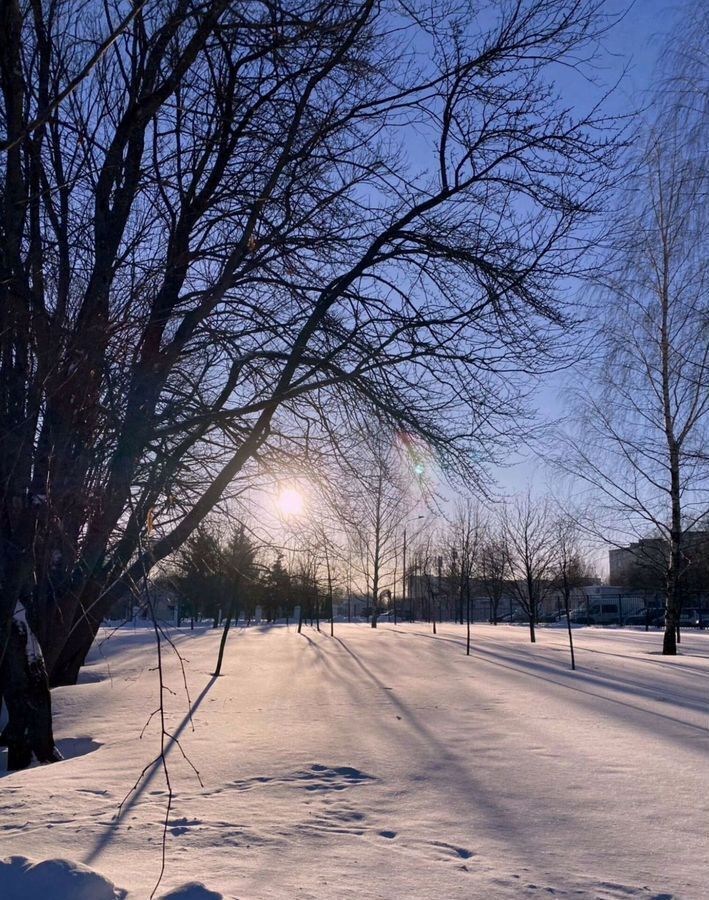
(397, 431), (435, 483)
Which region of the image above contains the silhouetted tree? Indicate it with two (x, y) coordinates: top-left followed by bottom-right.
(503, 494), (557, 643)
(1, 0), (623, 764)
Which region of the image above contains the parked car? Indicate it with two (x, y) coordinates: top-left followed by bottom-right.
(568, 611), (595, 625)
(539, 610), (566, 623)
(570, 602), (624, 625)
(496, 610), (529, 623)
(678, 608), (709, 628)
(624, 608), (709, 628)
(624, 607), (664, 627)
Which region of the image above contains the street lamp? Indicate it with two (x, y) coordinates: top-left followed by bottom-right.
(401, 515), (424, 625)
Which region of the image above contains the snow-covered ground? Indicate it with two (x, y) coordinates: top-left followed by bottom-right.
(1, 622), (707, 899)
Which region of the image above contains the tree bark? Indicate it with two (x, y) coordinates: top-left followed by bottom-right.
(0, 605), (61, 770)
(465, 578), (471, 656)
(47, 603), (101, 688)
(213, 598), (238, 677)
(661, 248), (683, 655)
(564, 585), (576, 671)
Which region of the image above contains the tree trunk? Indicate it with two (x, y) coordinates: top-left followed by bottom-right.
(564, 590), (575, 671)
(44, 574), (122, 687)
(663, 599), (679, 654)
(324, 547), (334, 637)
(47, 607), (100, 687)
(213, 599), (238, 677)
(0, 606), (61, 770)
(660, 242), (682, 655)
(662, 448), (682, 656)
(466, 591), (471, 656)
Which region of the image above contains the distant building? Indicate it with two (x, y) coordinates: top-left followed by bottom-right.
(109, 578), (180, 624)
(609, 530), (709, 596)
(609, 538), (666, 585)
(407, 574), (585, 621)
(334, 595), (368, 619)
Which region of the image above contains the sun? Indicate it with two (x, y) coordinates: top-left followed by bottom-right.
(276, 487), (304, 517)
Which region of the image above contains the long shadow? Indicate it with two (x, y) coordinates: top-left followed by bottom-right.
(563, 642), (709, 675)
(330, 635), (540, 858)
(395, 627), (702, 703)
(81, 628), (205, 686)
(297, 629), (339, 675)
(474, 638), (708, 717)
(89, 625), (199, 658)
(83, 673), (219, 866)
(510, 625), (709, 673)
(397, 629), (709, 739)
(456, 624), (709, 671)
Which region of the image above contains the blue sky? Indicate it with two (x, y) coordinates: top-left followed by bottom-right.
(486, 0), (685, 497)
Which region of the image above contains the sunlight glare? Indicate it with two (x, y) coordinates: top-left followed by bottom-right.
(276, 487), (304, 517)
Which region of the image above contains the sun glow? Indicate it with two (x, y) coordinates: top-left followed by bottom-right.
(276, 487), (304, 517)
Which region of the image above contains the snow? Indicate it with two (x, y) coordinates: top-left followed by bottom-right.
(12, 601), (44, 666)
(0, 855), (125, 899)
(1, 622), (707, 898)
(157, 884), (223, 899)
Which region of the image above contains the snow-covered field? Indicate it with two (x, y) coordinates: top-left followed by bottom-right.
(1, 622), (707, 899)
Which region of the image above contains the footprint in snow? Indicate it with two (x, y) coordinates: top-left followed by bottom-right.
(424, 839), (474, 861)
(225, 765), (375, 794)
(393, 836), (474, 863)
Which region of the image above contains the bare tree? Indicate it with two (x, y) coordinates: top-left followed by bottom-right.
(555, 58), (709, 655)
(292, 551), (320, 636)
(447, 500), (484, 654)
(550, 517), (595, 670)
(212, 525), (258, 678)
(343, 440), (407, 628)
(410, 532), (442, 632)
(309, 513), (343, 637)
(1, 0), (622, 764)
(503, 493), (557, 643)
(480, 524), (510, 626)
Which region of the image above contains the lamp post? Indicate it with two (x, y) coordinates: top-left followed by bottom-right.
(402, 515), (424, 625)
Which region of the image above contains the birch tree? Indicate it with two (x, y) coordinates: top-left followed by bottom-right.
(555, 29), (709, 653)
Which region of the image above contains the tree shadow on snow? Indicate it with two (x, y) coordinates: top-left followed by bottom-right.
(1, 737), (101, 776)
(83, 675), (219, 866)
(400, 629), (709, 744)
(329, 635), (538, 857)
